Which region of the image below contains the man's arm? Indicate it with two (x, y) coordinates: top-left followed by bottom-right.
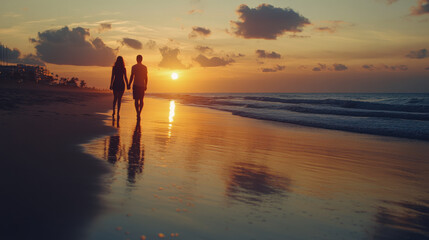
(128, 67), (134, 89)
(144, 67), (148, 91)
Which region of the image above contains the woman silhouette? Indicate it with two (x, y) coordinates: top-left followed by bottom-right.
(110, 56), (128, 118)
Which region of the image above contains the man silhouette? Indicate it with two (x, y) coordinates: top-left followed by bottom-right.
(128, 55), (148, 119)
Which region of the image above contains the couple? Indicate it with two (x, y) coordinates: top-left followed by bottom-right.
(110, 55), (148, 119)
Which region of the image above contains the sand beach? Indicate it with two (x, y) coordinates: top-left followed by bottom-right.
(1, 87), (429, 240)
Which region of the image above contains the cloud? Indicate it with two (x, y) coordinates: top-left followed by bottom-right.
(425, 66), (429, 70)
(98, 23), (112, 32)
(121, 38), (142, 50)
(312, 63), (348, 71)
(0, 44), (45, 66)
(411, 0), (429, 15)
(384, 65), (408, 71)
(195, 45), (213, 54)
(312, 63), (327, 71)
(262, 65), (285, 72)
(256, 49), (281, 59)
(406, 48), (427, 59)
(362, 64), (377, 71)
(145, 40), (156, 50)
(31, 26), (116, 66)
(188, 26), (211, 39)
(158, 46), (188, 69)
(194, 54), (234, 67)
(362, 64), (409, 71)
(231, 4), (310, 39)
(227, 53), (245, 58)
(333, 63), (348, 71)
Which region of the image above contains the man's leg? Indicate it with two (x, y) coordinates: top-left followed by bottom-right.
(138, 98), (144, 114)
(134, 99), (139, 118)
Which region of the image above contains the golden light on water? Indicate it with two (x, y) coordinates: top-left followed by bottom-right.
(171, 72), (178, 80)
(168, 100), (176, 138)
(169, 100), (176, 123)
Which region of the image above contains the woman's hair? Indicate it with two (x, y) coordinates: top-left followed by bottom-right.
(114, 56), (125, 71)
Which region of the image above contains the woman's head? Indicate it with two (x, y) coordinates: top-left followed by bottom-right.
(114, 56), (125, 69)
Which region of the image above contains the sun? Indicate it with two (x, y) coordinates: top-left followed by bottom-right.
(171, 72), (179, 80)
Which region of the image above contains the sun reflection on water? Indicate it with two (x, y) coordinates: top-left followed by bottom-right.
(168, 100), (175, 138)
(169, 100), (175, 123)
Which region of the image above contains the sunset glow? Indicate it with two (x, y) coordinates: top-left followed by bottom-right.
(1, 1), (428, 92)
(171, 72), (178, 80)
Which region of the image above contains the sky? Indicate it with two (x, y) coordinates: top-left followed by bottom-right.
(1, 0), (429, 92)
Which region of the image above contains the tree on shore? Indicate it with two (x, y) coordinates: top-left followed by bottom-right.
(79, 80), (87, 88)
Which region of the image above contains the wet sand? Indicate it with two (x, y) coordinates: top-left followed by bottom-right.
(85, 95), (429, 240)
(0, 86), (115, 240)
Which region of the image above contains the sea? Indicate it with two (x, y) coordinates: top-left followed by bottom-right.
(150, 93), (429, 141)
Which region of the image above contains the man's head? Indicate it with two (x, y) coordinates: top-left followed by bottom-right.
(136, 55), (143, 63)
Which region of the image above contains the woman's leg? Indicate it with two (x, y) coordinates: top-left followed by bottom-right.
(117, 91), (124, 116)
(112, 91), (118, 115)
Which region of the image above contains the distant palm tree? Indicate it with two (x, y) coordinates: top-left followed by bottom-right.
(79, 80), (87, 88)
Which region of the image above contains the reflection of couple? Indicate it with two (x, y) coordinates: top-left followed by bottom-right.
(108, 120), (144, 184)
(110, 55), (148, 119)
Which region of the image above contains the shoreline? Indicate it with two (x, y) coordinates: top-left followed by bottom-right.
(2, 86), (428, 239)
(83, 96), (429, 239)
(0, 86), (115, 240)
(149, 93), (429, 141)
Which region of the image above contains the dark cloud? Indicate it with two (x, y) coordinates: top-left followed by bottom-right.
(98, 23), (112, 32)
(121, 38), (142, 50)
(333, 63), (348, 71)
(0, 44), (45, 66)
(362, 64), (409, 71)
(312, 63), (347, 72)
(145, 40), (156, 50)
(312, 63), (327, 71)
(158, 46), (188, 69)
(189, 26), (211, 39)
(406, 48), (427, 59)
(262, 65), (285, 72)
(31, 26), (116, 66)
(231, 4), (310, 40)
(256, 49), (281, 59)
(195, 45), (213, 54)
(425, 66), (429, 70)
(227, 53), (245, 58)
(411, 0), (429, 15)
(362, 64), (377, 71)
(384, 65), (408, 71)
(194, 54), (234, 67)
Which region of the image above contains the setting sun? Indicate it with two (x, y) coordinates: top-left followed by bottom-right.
(171, 72), (178, 80)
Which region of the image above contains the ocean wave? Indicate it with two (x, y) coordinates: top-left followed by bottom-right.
(243, 96), (429, 113)
(150, 93), (429, 141)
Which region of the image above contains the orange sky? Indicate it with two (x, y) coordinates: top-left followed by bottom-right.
(1, 0), (429, 92)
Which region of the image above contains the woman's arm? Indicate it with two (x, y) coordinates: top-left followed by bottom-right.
(110, 67), (114, 90)
(124, 68), (129, 88)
